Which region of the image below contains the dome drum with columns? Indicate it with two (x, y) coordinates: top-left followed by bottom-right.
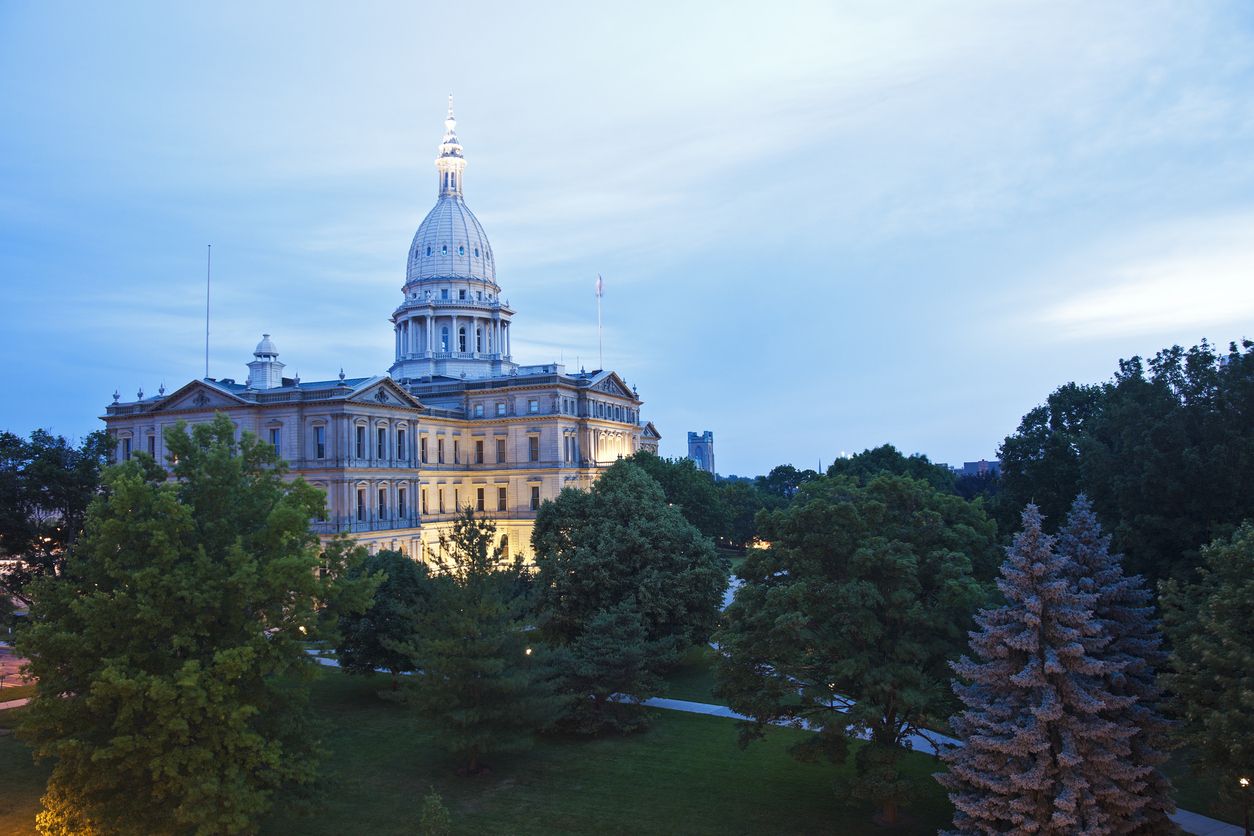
(100, 98), (660, 559)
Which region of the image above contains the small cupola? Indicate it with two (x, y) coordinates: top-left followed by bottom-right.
(246, 334), (286, 389)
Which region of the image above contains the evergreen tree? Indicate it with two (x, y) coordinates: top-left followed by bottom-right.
(15, 415), (375, 835)
(1056, 495), (1175, 833)
(337, 548), (434, 690)
(550, 602), (660, 734)
(411, 508), (561, 774)
(939, 505), (1135, 835)
(1161, 523), (1254, 807)
(716, 474), (995, 826)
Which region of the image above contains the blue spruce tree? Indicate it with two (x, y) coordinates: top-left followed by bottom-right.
(939, 505), (1136, 834)
(1056, 495), (1175, 834)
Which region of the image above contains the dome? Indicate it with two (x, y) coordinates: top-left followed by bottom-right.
(406, 196), (496, 285)
(254, 334), (278, 356)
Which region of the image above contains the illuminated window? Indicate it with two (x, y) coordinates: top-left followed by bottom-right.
(528, 436), (539, 462)
(378, 489), (387, 519)
(528, 399), (539, 414)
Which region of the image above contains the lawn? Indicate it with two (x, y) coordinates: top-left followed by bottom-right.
(0, 669), (953, 835)
(0, 684), (35, 703)
(659, 644), (721, 703)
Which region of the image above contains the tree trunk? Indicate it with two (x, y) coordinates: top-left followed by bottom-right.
(391, 669), (398, 691)
(880, 800), (898, 826)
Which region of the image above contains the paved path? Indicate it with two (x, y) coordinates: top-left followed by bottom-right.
(303, 647), (1240, 835)
(0, 697), (30, 711)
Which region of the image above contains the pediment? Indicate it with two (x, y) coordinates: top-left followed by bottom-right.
(154, 380), (247, 413)
(347, 377), (424, 409)
(593, 371), (636, 400)
(642, 421), (661, 439)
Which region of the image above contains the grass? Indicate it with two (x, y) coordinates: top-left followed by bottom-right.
(659, 644), (721, 703)
(0, 708), (48, 836)
(262, 669), (953, 835)
(0, 684), (35, 703)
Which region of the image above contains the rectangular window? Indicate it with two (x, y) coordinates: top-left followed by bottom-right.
(528, 436), (539, 462)
(397, 429), (406, 459)
(398, 487), (407, 518)
(315, 426), (326, 459)
(378, 488), (387, 519)
(476, 487), (485, 512)
(453, 440), (460, 464)
(377, 427), (386, 459)
(437, 438), (445, 464)
(530, 485), (540, 511)
(355, 426), (365, 459)
(420, 436), (428, 463)
(528, 399), (539, 414)
(356, 489), (366, 521)
(475, 440), (484, 464)
(122, 437), (132, 461)
(496, 402), (506, 416)
(421, 488), (428, 514)
(496, 438), (506, 463)
(497, 486), (507, 512)
(148, 435), (156, 456)
(269, 427), (281, 450)
(438, 488), (445, 514)
(454, 488), (460, 510)
(474, 403), (484, 417)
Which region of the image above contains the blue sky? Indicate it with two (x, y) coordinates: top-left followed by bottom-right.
(2, 1), (1253, 476)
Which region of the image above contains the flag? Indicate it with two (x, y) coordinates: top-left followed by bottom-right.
(595, 274), (604, 298)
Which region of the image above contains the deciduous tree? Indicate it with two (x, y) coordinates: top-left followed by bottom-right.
(16, 414), (374, 835)
(717, 474), (995, 825)
(337, 548), (434, 690)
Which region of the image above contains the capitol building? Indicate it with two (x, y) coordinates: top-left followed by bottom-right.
(102, 101), (661, 559)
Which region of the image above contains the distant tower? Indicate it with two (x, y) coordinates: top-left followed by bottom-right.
(687, 431), (715, 475)
(246, 334), (285, 389)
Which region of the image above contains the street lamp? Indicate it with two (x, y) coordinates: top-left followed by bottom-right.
(1239, 777), (1250, 836)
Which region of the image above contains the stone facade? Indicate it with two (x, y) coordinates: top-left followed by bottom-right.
(101, 100), (657, 560)
(687, 430), (715, 475)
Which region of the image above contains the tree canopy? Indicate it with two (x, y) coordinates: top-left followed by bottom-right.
(999, 338), (1254, 583)
(337, 548), (435, 690)
(1161, 522), (1254, 805)
(16, 414), (374, 835)
(626, 450), (729, 540)
(407, 509), (561, 773)
(826, 443), (957, 493)
(716, 473), (996, 825)
(0, 428), (111, 605)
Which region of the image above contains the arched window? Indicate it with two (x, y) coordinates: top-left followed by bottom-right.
(426, 246), (432, 256)
(474, 247), (479, 257)
(458, 327), (467, 352)
(458, 245), (465, 256)
(440, 327), (450, 352)
(441, 244), (448, 255)
(475, 327), (483, 352)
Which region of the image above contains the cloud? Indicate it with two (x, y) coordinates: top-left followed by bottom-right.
(1039, 214), (1254, 338)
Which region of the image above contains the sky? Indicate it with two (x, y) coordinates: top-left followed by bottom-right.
(2, 1), (1253, 476)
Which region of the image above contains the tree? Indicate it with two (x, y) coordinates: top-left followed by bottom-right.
(532, 458), (725, 662)
(939, 505), (1135, 835)
(720, 480), (782, 548)
(1161, 522), (1254, 808)
(418, 788), (452, 835)
(549, 602), (660, 734)
(1056, 495), (1175, 833)
(754, 463), (819, 499)
(337, 549), (435, 690)
(627, 450), (729, 540)
(716, 474), (995, 825)
(0, 428), (111, 605)
(827, 443), (957, 493)
(410, 508), (560, 774)
(15, 414), (375, 835)
(999, 339), (1254, 585)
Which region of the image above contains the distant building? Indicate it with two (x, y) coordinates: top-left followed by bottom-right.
(101, 100), (658, 560)
(959, 459), (1001, 478)
(687, 431), (715, 475)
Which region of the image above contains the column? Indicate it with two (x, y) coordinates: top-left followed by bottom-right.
(452, 315), (459, 354)
(426, 315), (434, 354)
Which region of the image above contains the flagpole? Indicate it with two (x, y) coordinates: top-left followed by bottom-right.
(205, 244), (212, 379)
(596, 274), (603, 371)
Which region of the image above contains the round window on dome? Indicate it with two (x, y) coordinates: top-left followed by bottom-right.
(458, 245), (465, 256)
(426, 246), (431, 257)
(474, 248), (480, 257)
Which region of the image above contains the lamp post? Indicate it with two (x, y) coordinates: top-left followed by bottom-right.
(1239, 776), (1250, 836)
